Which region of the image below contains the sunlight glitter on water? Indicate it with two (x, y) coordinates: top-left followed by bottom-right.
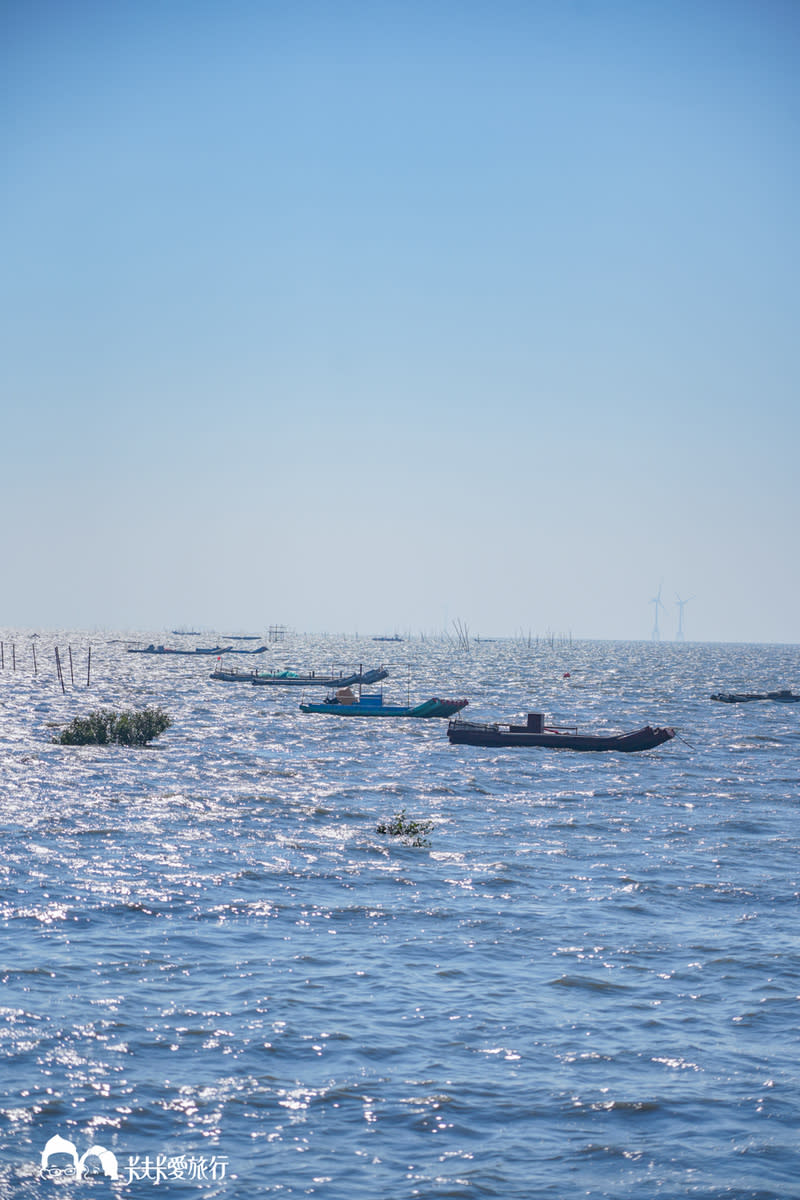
(2, 632), (800, 1196)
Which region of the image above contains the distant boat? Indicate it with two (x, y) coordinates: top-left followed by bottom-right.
(128, 644), (232, 656)
(447, 711), (675, 752)
(220, 645), (268, 654)
(301, 687), (467, 718)
(210, 666), (389, 687)
(372, 635), (403, 642)
(711, 689), (800, 703)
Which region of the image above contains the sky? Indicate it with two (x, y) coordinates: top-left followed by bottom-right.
(2, 0), (798, 642)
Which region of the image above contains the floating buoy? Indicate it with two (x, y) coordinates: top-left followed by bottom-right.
(563, 672), (571, 678)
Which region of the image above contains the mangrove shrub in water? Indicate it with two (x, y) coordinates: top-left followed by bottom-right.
(54, 707), (171, 746)
(376, 809), (433, 847)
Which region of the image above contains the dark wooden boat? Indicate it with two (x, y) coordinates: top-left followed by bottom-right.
(128, 644), (232, 656)
(447, 711), (675, 752)
(209, 668), (260, 682)
(711, 690), (800, 703)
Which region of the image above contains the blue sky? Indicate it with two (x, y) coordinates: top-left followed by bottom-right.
(3, 0), (798, 641)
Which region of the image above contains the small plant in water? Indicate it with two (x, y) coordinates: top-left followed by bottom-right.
(54, 707), (171, 747)
(376, 808), (433, 847)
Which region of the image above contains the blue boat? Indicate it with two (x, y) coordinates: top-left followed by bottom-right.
(300, 688), (468, 718)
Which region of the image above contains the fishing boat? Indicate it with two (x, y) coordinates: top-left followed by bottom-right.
(128, 644), (232, 656)
(209, 668), (261, 682)
(447, 711), (675, 752)
(711, 690), (800, 703)
(211, 666), (389, 687)
(300, 687), (468, 718)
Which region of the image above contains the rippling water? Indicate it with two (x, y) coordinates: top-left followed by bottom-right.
(2, 631), (799, 1198)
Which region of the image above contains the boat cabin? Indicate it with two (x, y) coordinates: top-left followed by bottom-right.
(509, 712), (544, 733)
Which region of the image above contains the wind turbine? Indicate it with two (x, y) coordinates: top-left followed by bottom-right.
(650, 582), (664, 640)
(675, 594), (694, 641)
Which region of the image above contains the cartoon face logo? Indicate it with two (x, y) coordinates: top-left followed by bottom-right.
(41, 1134), (119, 1180)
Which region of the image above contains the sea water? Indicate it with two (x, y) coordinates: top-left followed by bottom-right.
(1, 632), (799, 1198)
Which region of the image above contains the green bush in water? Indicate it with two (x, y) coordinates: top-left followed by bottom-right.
(55, 707), (171, 746)
(376, 808), (433, 847)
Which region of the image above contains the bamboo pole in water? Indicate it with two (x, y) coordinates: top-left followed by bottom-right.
(87, 645), (92, 687)
(55, 647), (65, 694)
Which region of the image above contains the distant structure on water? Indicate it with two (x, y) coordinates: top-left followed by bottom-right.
(650, 583), (664, 640)
(675, 594), (693, 641)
